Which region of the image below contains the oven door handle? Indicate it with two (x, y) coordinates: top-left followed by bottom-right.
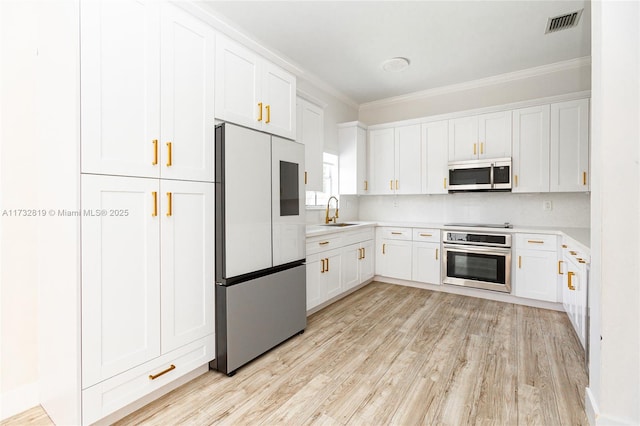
(443, 244), (512, 255)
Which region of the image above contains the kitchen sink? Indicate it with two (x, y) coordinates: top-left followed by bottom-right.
(322, 222), (358, 227)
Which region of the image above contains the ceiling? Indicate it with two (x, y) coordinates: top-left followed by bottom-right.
(199, 1), (591, 105)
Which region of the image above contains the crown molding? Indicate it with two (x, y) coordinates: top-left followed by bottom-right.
(360, 56), (592, 111)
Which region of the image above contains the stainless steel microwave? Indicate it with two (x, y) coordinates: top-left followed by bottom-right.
(447, 158), (512, 192)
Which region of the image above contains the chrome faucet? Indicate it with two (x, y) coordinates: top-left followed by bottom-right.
(325, 196), (339, 224)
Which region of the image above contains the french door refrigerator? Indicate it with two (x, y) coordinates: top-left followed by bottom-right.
(213, 122), (306, 375)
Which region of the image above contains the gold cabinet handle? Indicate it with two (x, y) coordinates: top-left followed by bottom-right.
(152, 139), (158, 165)
(364, 180), (368, 191)
(480, 142), (484, 154)
(518, 255), (522, 269)
(152, 191), (158, 217)
(320, 258), (326, 273)
(583, 171), (587, 186)
(149, 364), (175, 380)
(395, 180), (399, 190)
(258, 102), (263, 122)
(473, 143), (477, 155)
(558, 260), (564, 275)
(567, 271), (576, 290)
(391, 232), (402, 235)
(304, 171), (308, 185)
(166, 192), (172, 217)
(435, 248), (439, 261)
(527, 240), (544, 244)
(265, 104), (271, 123)
(443, 177), (447, 189)
(319, 241), (329, 246)
(419, 233), (433, 237)
(362, 247), (365, 259)
(166, 142), (172, 167)
(390, 180), (393, 190)
(578, 259), (586, 264)
(562, 244), (568, 248)
(514, 175), (518, 187)
(382, 243), (386, 254)
(570, 251), (577, 256)
(326, 257), (329, 272)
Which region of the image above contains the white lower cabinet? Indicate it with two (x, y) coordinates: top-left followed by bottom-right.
(561, 241), (589, 349)
(514, 233), (560, 302)
(376, 232), (412, 280)
(376, 227), (441, 284)
(306, 227), (374, 311)
(81, 174), (214, 423)
(412, 242), (440, 284)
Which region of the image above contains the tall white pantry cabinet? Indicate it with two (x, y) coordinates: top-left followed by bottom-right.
(41, 1), (216, 424)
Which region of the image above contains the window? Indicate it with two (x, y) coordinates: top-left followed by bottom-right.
(306, 152), (339, 207)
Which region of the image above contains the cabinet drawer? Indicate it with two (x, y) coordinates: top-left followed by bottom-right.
(379, 227), (412, 241)
(82, 334), (214, 425)
(306, 235), (343, 255)
(342, 227), (374, 246)
(516, 233), (557, 251)
(412, 228), (440, 242)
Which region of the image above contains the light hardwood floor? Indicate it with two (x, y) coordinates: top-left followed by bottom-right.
(3, 282), (588, 425)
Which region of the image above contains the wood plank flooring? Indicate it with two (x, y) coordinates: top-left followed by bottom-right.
(2, 282), (588, 425)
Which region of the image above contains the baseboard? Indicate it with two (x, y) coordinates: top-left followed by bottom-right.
(585, 387), (599, 425)
(0, 382), (39, 421)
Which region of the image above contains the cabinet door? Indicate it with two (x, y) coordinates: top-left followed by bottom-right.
(448, 116), (478, 161)
(515, 250), (558, 302)
(160, 4), (215, 182)
(478, 111), (512, 159)
(412, 242), (441, 285)
(368, 128), (395, 194)
(395, 124), (422, 194)
(81, 175), (160, 388)
(263, 62), (296, 140)
(214, 34), (261, 130)
(160, 180), (214, 353)
(81, 0), (161, 178)
(377, 239), (412, 280)
(341, 243), (360, 291)
(550, 99), (590, 192)
(359, 240), (375, 282)
(422, 121), (449, 194)
(323, 250), (343, 301)
(298, 98), (324, 191)
(512, 105), (550, 193)
(306, 253), (323, 311)
(338, 123), (368, 195)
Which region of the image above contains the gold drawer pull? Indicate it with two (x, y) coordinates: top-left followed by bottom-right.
(558, 260), (563, 275)
(391, 232), (403, 235)
(578, 259), (586, 264)
(570, 251), (577, 256)
(527, 240), (544, 244)
(420, 233), (433, 237)
(562, 244), (568, 248)
(319, 241), (330, 246)
(149, 364), (175, 380)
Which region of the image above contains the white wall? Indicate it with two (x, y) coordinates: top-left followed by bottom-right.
(359, 59), (591, 125)
(0, 0), (41, 418)
(359, 192), (590, 228)
(588, 1), (640, 424)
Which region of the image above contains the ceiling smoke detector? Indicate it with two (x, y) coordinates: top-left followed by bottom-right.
(545, 9), (583, 33)
(382, 57), (410, 72)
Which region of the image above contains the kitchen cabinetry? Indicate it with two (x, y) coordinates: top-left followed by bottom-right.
(561, 240), (589, 349)
(376, 227), (413, 280)
(368, 124), (422, 195)
(448, 111), (511, 162)
(514, 233), (559, 302)
(306, 227), (375, 311)
(411, 229), (441, 284)
(297, 98), (324, 191)
(422, 120), (449, 194)
(215, 34), (296, 140)
(81, 2), (215, 182)
(81, 174), (214, 423)
(550, 99), (590, 192)
(512, 105), (551, 193)
(338, 121), (368, 195)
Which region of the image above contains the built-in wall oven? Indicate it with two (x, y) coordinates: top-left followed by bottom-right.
(442, 227), (512, 293)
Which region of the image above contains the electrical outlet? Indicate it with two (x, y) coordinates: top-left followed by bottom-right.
(543, 200), (552, 211)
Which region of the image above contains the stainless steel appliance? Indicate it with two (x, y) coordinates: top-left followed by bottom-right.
(447, 158), (512, 192)
(214, 123), (306, 376)
(442, 228), (512, 293)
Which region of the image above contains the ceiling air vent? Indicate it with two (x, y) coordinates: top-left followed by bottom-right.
(545, 9), (583, 33)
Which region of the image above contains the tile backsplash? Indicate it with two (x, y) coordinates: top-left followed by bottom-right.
(356, 192), (590, 228)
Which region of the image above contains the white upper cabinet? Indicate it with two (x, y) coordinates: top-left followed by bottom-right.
(339, 122), (368, 195)
(550, 99), (590, 192)
(215, 34), (296, 140)
(448, 111), (511, 161)
(297, 98), (324, 191)
(82, 2), (215, 181)
(422, 120), (449, 194)
(160, 4), (215, 182)
(512, 105), (551, 193)
(368, 125), (421, 195)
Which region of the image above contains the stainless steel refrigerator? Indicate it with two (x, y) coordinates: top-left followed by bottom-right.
(213, 122), (306, 376)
